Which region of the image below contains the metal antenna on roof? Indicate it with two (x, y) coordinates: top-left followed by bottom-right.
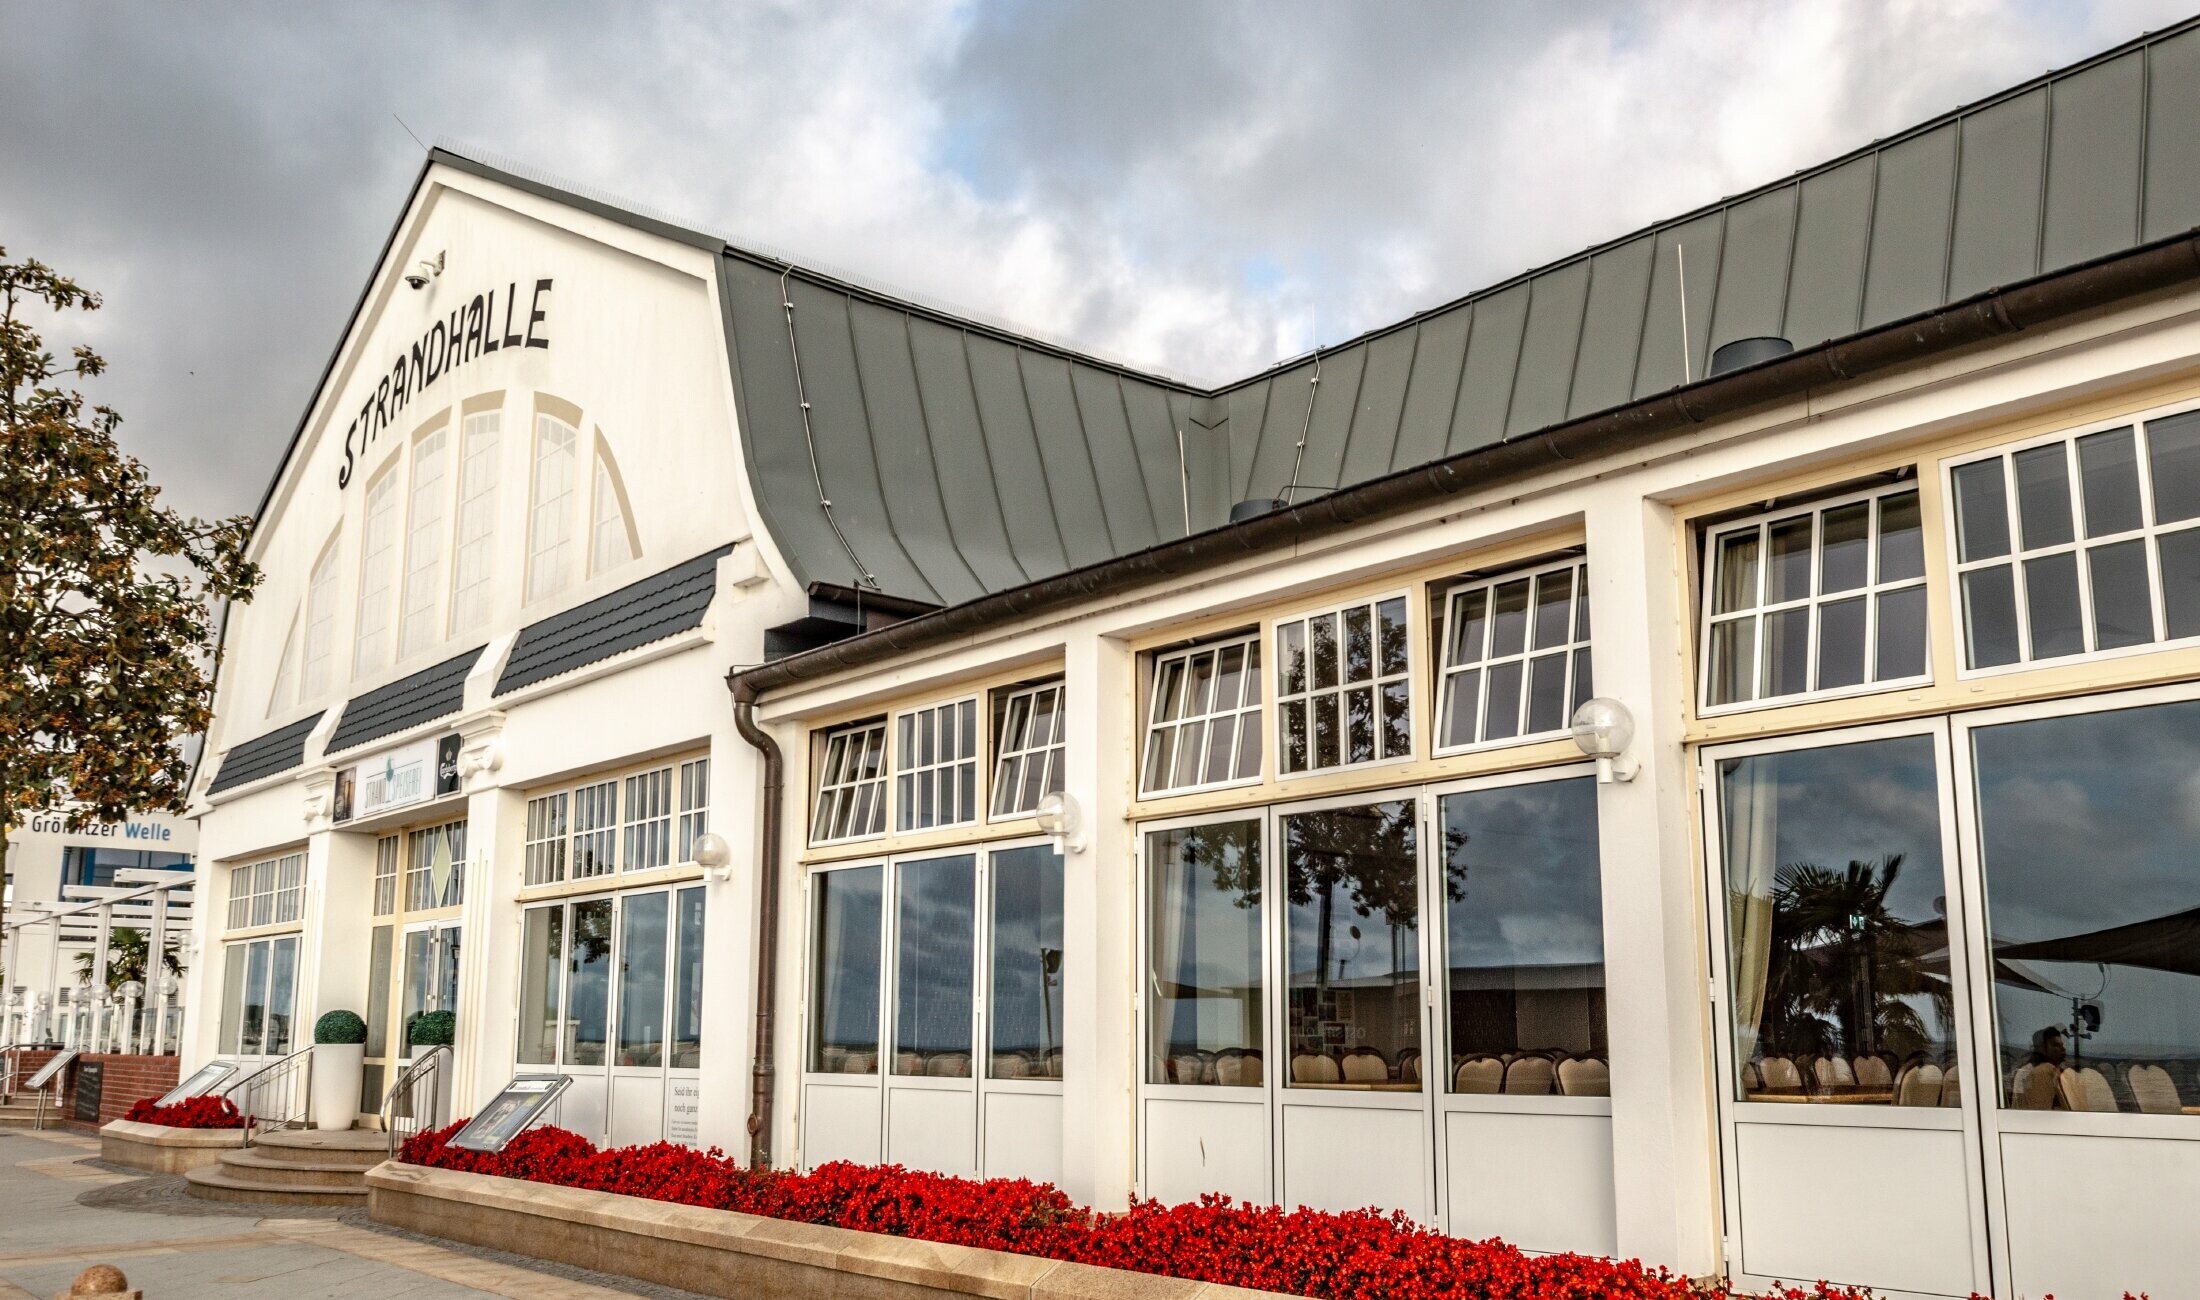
(1175, 426), (1192, 536)
(1282, 346), (1322, 503)
(779, 267), (880, 590)
(1676, 244), (1694, 385)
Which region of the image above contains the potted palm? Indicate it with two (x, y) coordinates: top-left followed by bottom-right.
(310, 1010), (367, 1131)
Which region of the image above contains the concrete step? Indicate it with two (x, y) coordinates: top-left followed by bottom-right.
(213, 1147), (368, 1189)
(182, 1165), (368, 1207)
(248, 1128), (388, 1167)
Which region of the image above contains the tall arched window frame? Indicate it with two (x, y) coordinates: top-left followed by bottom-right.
(526, 412), (579, 605)
(300, 530), (341, 700)
(447, 406), (502, 637)
(266, 615), (300, 718)
(397, 420), (452, 661)
(589, 440), (639, 577)
(353, 458), (403, 677)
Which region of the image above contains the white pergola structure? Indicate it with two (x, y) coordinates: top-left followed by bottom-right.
(2, 869), (195, 1055)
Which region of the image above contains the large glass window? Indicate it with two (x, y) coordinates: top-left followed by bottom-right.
(1142, 635), (1263, 794)
(397, 424), (450, 660)
(218, 935), (298, 1058)
(1283, 800), (1420, 1090)
(812, 722), (888, 844)
(403, 820), (466, 911)
(354, 462), (402, 677)
(1702, 485), (1928, 708)
(623, 767), (673, 872)
(1146, 818), (1263, 1086)
(988, 845), (1065, 1079)
(518, 906), (563, 1067)
(1438, 561), (1591, 749)
(893, 854), (976, 1076)
(301, 534), (340, 700)
(672, 887), (705, 1070)
(1972, 698), (2200, 1114)
(226, 853), (304, 933)
(1277, 598), (1412, 775)
(811, 866), (883, 1074)
(1952, 411), (2200, 669)
(617, 892), (669, 1067)
(567, 899), (613, 1067)
(1716, 736), (1956, 1104)
(573, 780), (617, 878)
(524, 793), (569, 886)
(991, 682), (1066, 818)
(447, 408), (501, 637)
(1441, 778), (1607, 1095)
(895, 700), (979, 832)
(526, 413), (579, 604)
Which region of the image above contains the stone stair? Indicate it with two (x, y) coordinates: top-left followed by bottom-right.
(182, 1127), (384, 1206)
(0, 1094), (57, 1129)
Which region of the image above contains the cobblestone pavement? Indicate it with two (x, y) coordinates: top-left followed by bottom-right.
(0, 1129), (712, 1299)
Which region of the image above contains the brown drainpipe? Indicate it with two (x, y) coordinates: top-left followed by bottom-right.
(729, 673), (783, 1168)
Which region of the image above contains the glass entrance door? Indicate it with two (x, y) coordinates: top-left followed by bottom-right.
(1702, 723), (1990, 1298)
(398, 921), (461, 1059)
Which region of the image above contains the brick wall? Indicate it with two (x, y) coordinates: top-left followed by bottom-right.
(6, 1049), (179, 1128)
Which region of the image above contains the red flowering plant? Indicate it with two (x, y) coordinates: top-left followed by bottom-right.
(121, 1094), (244, 1128)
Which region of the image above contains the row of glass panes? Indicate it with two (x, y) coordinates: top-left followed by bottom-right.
(811, 682), (1068, 846)
(1437, 561), (1592, 748)
(517, 887), (705, 1071)
(404, 821), (467, 911)
(524, 759), (709, 887)
(225, 854), (305, 932)
(1951, 411), (2200, 669)
(1277, 597), (1412, 774)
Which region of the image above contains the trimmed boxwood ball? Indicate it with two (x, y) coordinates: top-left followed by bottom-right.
(409, 1009), (457, 1047)
(314, 1009), (368, 1045)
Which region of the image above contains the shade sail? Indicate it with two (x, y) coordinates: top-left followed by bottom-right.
(1995, 906), (2200, 979)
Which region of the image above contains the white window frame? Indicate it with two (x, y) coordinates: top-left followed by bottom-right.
(225, 852), (305, 935)
(524, 757), (706, 886)
(572, 778), (619, 880)
(353, 459), (403, 678)
(1433, 559), (1592, 754)
(1697, 482), (1932, 714)
(397, 422), (452, 661)
(267, 615), (300, 718)
(372, 835), (398, 916)
(301, 531), (340, 701)
(447, 407), (502, 638)
(989, 680), (1066, 821)
(403, 819), (467, 912)
(525, 412), (579, 605)
(1140, 632), (1264, 798)
(677, 758), (710, 862)
(1273, 591), (1416, 779)
(1945, 399), (2200, 678)
(894, 696), (981, 833)
(623, 766), (674, 872)
(811, 721), (890, 847)
(589, 444), (638, 577)
(524, 792), (570, 887)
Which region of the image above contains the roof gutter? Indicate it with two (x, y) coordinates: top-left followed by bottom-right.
(728, 228), (2200, 704)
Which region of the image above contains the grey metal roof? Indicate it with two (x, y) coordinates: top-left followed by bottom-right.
(207, 713), (323, 795)
(327, 647), (484, 753)
(719, 18), (2200, 606)
(493, 546), (732, 696)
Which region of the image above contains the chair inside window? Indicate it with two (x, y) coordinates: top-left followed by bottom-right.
(1758, 1057), (1803, 1093)
(2128, 1063), (2184, 1114)
(1503, 1055), (1555, 1095)
(1894, 1062), (1943, 1106)
(2058, 1066), (2119, 1113)
(843, 1050), (878, 1074)
(896, 1050), (924, 1075)
(1397, 1048), (1422, 1084)
(1170, 1053), (1209, 1085)
(1815, 1056), (1858, 1092)
(1938, 1062), (1961, 1107)
(1558, 1057), (1609, 1097)
(1454, 1056), (1503, 1094)
(1341, 1049), (1389, 1084)
(1043, 1047), (1064, 1079)
(991, 1052), (1029, 1079)
(1213, 1048), (1261, 1086)
(1853, 1055), (1894, 1089)
(1292, 1052), (1342, 1084)
(2012, 1062), (2060, 1110)
(926, 1052), (971, 1078)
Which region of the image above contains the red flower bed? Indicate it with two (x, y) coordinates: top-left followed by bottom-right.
(121, 1095), (244, 1129)
(403, 1123), (1899, 1300)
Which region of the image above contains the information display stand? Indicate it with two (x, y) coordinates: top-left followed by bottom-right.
(448, 1075), (573, 1154)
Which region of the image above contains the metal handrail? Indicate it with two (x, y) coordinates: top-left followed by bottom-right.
(381, 1045), (452, 1159)
(0, 1043), (21, 1103)
(219, 1044), (314, 1148)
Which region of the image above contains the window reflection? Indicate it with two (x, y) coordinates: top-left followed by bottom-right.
(1974, 699), (2200, 1114)
(1718, 737), (1958, 1105)
(810, 866), (882, 1074)
(1283, 801), (1421, 1090)
(672, 888), (705, 1070)
(989, 845), (1065, 1079)
(894, 855), (977, 1076)
(518, 907), (563, 1066)
(1441, 779), (1608, 1096)
(617, 892), (668, 1067)
(567, 899), (613, 1067)
(1147, 819), (1264, 1086)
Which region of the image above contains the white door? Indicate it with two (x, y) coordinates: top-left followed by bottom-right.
(1702, 721), (1991, 1299)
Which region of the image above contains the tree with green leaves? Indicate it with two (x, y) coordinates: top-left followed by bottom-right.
(0, 248), (259, 908)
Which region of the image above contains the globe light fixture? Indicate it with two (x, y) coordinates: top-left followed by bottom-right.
(1034, 791), (1085, 854)
(692, 831), (733, 882)
(118, 981), (145, 1002)
(1569, 697), (1640, 785)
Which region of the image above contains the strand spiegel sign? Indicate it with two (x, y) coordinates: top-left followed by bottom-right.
(340, 733), (462, 823)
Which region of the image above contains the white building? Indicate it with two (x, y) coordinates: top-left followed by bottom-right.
(186, 24), (2200, 1299)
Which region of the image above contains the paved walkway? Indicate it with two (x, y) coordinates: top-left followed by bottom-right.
(0, 1130), (692, 1298)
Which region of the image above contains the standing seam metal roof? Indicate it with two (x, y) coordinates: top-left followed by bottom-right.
(715, 18), (2200, 607)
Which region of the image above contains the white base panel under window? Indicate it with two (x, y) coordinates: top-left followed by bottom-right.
(884, 1085), (978, 1178)
(1999, 1131), (2200, 1300)
(981, 1091), (1062, 1186)
(608, 1074), (664, 1148)
(1142, 1096), (1270, 1208)
(557, 1073), (608, 1144)
(801, 1081), (881, 1169)
(1280, 1104), (1434, 1222)
(1733, 1122), (1977, 1298)
(1441, 1110), (1614, 1256)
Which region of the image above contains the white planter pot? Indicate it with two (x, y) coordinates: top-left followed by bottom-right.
(311, 1042), (365, 1130)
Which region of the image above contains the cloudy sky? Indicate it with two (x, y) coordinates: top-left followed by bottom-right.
(1, 1), (2188, 526)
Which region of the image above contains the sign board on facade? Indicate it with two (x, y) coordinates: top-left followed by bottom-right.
(72, 1060), (102, 1122)
(668, 1078), (701, 1145)
(24, 1050), (76, 1092)
(156, 1061), (240, 1107)
(448, 1074), (572, 1153)
(348, 733), (460, 822)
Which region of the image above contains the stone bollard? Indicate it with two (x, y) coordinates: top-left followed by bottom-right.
(57, 1263), (141, 1300)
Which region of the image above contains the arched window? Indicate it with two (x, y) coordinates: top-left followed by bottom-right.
(447, 407), (501, 636)
(301, 531), (340, 700)
(354, 460), (402, 676)
(589, 443), (637, 576)
(526, 413), (579, 604)
(397, 422), (451, 660)
(266, 615), (299, 718)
